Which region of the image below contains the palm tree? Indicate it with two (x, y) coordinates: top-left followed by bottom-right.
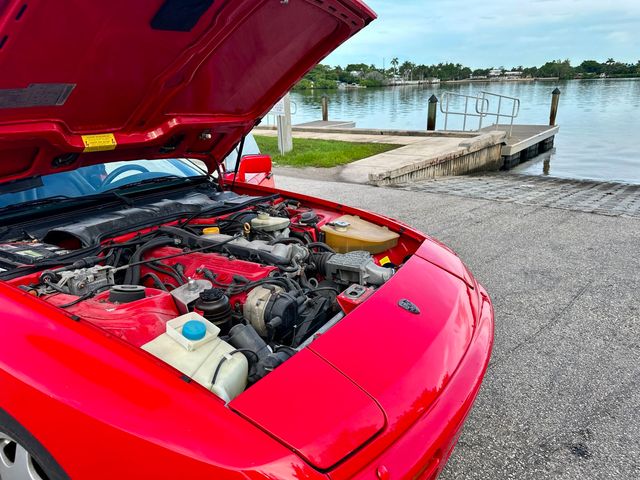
(390, 57), (399, 75)
(400, 61), (415, 80)
(605, 58), (616, 75)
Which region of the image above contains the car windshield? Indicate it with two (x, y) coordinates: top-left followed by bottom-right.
(0, 158), (206, 208)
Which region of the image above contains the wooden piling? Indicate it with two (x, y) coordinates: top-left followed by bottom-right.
(549, 88), (561, 126)
(321, 96), (329, 122)
(427, 94), (438, 131)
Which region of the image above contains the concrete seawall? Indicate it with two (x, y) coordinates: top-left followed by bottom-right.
(366, 131), (505, 185)
(254, 127), (506, 186)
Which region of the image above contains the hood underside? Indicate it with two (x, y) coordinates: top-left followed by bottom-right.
(0, 0), (374, 182)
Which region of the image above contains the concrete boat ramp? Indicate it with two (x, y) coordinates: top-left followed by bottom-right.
(255, 124), (558, 186)
(273, 172), (640, 480)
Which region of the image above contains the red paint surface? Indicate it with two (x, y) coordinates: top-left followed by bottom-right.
(230, 349), (385, 470)
(0, 232), (493, 479)
(337, 286), (375, 314)
(46, 288), (179, 347)
(1, 181), (494, 479)
(0, 1), (495, 478)
(0, 0), (375, 182)
(0, 282), (327, 479)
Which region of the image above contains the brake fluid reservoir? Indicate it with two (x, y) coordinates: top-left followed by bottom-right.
(142, 312), (248, 402)
(251, 212), (290, 232)
(321, 215), (399, 254)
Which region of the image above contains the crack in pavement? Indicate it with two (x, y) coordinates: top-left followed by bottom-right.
(488, 279), (594, 371)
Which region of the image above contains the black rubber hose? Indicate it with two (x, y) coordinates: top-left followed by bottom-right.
(308, 252), (334, 273)
(124, 236), (176, 285)
(211, 349), (260, 386)
(203, 268), (294, 295)
(146, 262), (185, 286)
(57, 284), (113, 308)
(141, 273), (169, 291)
(278, 259), (299, 273)
(157, 226), (294, 266)
(309, 286), (340, 295)
(306, 242), (336, 253)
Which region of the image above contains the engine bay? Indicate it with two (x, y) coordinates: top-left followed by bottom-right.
(4, 195), (416, 402)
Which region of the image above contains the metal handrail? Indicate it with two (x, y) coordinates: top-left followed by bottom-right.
(439, 92), (489, 131)
(264, 100), (298, 126)
(439, 91), (520, 136)
(477, 91), (520, 137)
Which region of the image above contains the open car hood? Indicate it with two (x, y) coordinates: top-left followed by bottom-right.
(0, 0), (375, 183)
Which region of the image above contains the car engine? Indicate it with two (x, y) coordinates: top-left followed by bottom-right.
(3, 198), (403, 402)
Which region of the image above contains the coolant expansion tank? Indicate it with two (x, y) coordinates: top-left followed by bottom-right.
(321, 215), (399, 254)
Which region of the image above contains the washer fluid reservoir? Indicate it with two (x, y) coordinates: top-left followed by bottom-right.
(321, 215), (399, 254)
(142, 312), (248, 402)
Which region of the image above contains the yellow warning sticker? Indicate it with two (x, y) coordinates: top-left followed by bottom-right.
(379, 256), (391, 265)
(81, 133), (117, 153)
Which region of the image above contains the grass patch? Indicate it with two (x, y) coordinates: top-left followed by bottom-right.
(254, 135), (400, 168)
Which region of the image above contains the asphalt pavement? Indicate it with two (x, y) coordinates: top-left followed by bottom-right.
(275, 171), (640, 480)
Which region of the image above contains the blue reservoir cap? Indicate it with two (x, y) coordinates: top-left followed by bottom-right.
(182, 320), (207, 341)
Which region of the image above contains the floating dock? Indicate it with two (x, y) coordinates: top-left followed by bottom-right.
(481, 124), (559, 169)
(254, 123), (559, 186)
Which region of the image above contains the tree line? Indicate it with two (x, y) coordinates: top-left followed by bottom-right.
(294, 58), (640, 90)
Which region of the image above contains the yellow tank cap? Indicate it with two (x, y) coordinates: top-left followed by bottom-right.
(202, 227), (220, 235)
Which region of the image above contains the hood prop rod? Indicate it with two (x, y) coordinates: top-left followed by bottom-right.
(230, 135), (246, 192)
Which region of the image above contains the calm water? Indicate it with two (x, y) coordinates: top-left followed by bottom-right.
(289, 79), (640, 184)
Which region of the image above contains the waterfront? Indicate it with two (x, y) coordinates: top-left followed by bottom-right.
(288, 79), (640, 184)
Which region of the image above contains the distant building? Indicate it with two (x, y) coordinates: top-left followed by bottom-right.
(488, 69), (503, 77)
(365, 71), (385, 83)
(504, 71), (523, 77)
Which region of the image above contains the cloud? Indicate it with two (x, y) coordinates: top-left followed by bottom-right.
(326, 0), (640, 68)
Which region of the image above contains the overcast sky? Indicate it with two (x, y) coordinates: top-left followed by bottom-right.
(325, 0), (640, 68)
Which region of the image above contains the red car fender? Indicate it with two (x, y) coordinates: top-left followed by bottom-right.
(0, 283), (325, 479)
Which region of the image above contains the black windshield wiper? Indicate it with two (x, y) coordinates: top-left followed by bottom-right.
(0, 191), (132, 215)
(0, 195), (75, 213)
(103, 175), (207, 193)
(0, 175), (208, 219)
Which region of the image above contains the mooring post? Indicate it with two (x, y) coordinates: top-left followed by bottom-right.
(549, 88), (561, 126)
(321, 96), (329, 122)
(427, 94), (438, 131)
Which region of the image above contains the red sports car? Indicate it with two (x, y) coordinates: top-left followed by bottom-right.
(0, 1), (493, 479)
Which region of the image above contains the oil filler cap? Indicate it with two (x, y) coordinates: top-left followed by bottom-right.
(182, 320), (207, 341)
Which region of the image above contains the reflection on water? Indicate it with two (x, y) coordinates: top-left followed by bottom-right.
(289, 79), (640, 184)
